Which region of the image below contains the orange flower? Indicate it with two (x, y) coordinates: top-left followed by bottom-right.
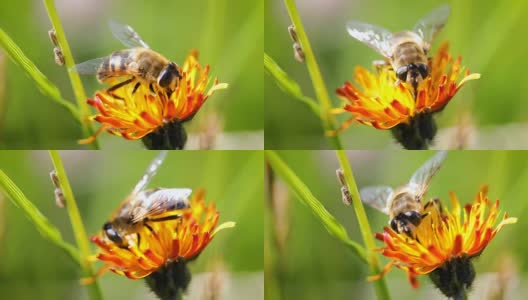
(370, 187), (516, 298)
(333, 42), (480, 148)
(79, 50), (228, 149)
(87, 190), (235, 281)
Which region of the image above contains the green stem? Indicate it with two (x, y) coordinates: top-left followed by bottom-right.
(265, 150), (367, 262)
(43, 0), (100, 149)
(283, 0), (343, 149)
(335, 150), (391, 300)
(264, 53), (320, 117)
(49, 151), (103, 300)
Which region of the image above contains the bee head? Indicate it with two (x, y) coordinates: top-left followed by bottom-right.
(158, 62), (182, 89)
(391, 210), (423, 235)
(403, 210), (423, 226)
(103, 222), (125, 247)
(396, 64), (429, 91)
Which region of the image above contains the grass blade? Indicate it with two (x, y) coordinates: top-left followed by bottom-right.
(43, 0), (100, 149)
(0, 28), (79, 119)
(283, 0), (343, 149)
(264, 53), (320, 117)
(0, 168), (80, 265)
(336, 150), (390, 300)
(265, 150), (367, 262)
(49, 151), (103, 300)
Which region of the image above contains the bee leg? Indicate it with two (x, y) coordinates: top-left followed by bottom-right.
(132, 82), (141, 95)
(106, 77), (135, 100)
(149, 83), (155, 94)
(137, 233), (141, 248)
(145, 223), (154, 233)
(148, 214), (182, 223)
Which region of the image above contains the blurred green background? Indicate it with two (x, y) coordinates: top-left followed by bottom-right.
(0, 0), (263, 149)
(266, 151), (527, 299)
(265, 0), (528, 149)
(0, 150), (263, 299)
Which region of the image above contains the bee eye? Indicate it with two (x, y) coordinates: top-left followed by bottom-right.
(170, 63), (182, 79)
(417, 64), (429, 78)
(176, 201), (188, 209)
(158, 63), (182, 88)
(103, 222), (112, 230)
(158, 68), (175, 88)
(395, 66), (408, 81)
(103, 222), (123, 245)
(406, 211), (422, 226)
(390, 219), (399, 232)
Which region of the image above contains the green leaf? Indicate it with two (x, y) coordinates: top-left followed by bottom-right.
(265, 150), (367, 262)
(0, 28), (79, 119)
(264, 53), (320, 117)
(0, 168), (80, 265)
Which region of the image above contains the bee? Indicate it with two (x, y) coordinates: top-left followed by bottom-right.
(346, 4), (450, 92)
(73, 21), (182, 99)
(359, 151), (447, 236)
(103, 150), (192, 248)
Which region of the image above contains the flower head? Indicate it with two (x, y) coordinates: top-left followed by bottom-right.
(79, 50), (228, 149)
(334, 42), (480, 149)
(87, 189), (235, 282)
(370, 187), (516, 297)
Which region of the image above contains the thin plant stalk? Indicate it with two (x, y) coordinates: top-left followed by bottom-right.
(283, 0), (343, 149)
(336, 150), (390, 300)
(43, 0), (100, 149)
(49, 151), (103, 300)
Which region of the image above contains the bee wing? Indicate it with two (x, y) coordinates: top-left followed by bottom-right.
(109, 20), (150, 49)
(409, 151), (447, 198)
(131, 188), (192, 223)
(359, 186), (393, 215)
(132, 150), (168, 195)
(71, 57), (107, 74)
(346, 21), (393, 58)
(413, 4), (450, 48)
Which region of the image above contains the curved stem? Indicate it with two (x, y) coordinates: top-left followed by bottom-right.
(283, 0), (343, 149)
(49, 151), (103, 300)
(0, 168), (80, 265)
(336, 150), (391, 300)
(43, 0), (100, 149)
(266, 150), (367, 262)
